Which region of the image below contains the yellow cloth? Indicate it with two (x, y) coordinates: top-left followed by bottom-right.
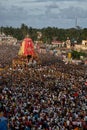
(18, 41), (25, 56)
(74, 127), (79, 130)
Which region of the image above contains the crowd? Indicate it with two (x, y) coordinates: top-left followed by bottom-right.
(0, 45), (87, 130)
(0, 45), (19, 68)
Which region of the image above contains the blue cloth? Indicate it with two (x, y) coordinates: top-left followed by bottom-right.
(24, 126), (31, 130)
(0, 117), (8, 130)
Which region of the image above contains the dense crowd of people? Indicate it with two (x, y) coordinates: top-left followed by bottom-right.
(0, 45), (87, 130)
(0, 45), (19, 68)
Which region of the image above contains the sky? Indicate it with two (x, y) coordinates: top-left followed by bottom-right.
(0, 0), (87, 29)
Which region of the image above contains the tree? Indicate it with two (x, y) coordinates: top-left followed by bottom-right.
(71, 50), (86, 60)
(20, 24), (28, 38)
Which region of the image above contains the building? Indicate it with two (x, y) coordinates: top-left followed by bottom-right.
(52, 40), (65, 48)
(0, 33), (17, 45)
(74, 40), (87, 51)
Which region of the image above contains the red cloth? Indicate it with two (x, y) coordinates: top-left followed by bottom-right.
(73, 92), (79, 97)
(85, 82), (87, 86)
(23, 38), (35, 56)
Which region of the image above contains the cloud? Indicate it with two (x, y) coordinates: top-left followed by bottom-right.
(44, 0), (87, 19)
(24, 0), (87, 1)
(0, 5), (27, 19)
(0, 0), (87, 28)
(59, 7), (87, 19)
(45, 2), (60, 15)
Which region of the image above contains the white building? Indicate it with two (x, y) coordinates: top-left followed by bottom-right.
(0, 33), (17, 45)
(74, 40), (87, 51)
(52, 40), (65, 48)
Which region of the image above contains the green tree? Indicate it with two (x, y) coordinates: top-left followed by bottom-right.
(20, 24), (28, 38)
(71, 50), (86, 59)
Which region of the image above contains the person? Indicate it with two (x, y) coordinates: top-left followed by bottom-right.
(18, 34), (35, 63)
(0, 110), (8, 130)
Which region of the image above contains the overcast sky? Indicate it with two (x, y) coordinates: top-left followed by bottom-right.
(0, 0), (87, 29)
